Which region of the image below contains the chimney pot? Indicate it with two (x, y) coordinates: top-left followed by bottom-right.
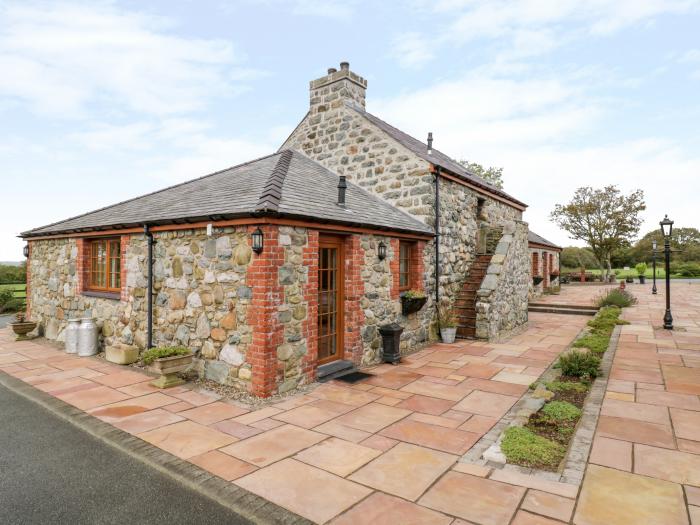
(340, 61), (349, 71)
(337, 175), (347, 206)
(327, 67), (337, 74)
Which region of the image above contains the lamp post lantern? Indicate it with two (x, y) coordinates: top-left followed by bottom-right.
(651, 239), (657, 295)
(660, 215), (673, 330)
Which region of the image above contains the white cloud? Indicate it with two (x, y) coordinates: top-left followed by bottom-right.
(390, 32), (435, 69)
(370, 67), (700, 247)
(394, 0), (700, 68)
(291, 0), (355, 18)
(0, 1), (252, 117)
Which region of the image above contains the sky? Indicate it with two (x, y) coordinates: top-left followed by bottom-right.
(1, 0), (699, 261)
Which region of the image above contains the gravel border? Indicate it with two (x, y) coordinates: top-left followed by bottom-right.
(0, 370), (312, 525)
(459, 323), (621, 487)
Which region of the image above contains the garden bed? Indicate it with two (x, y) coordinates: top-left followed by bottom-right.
(499, 304), (629, 472)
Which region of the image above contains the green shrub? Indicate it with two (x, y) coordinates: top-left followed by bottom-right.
(678, 262), (700, 277)
(402, 289), (426, 299)
(573, 333), (610, 354)
(596, 288), (637, 308)
(545, 380), (588, 393)
(501, 427), (566, 468)
(541, 401), (582, 423)
(2, 297), (25, 312)
(635, 262), (647, 275)
(0, 289), (13, 310)
(557, 350), (601, 380)
(142, 346), (191, 365)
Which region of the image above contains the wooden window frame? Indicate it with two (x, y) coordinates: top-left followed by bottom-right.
(87, 237), (121, 294)
(399, 241), (414, 291)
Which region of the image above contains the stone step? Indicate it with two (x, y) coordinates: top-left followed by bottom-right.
(317, 360), (355, 382)
(528, 306), (597, 316)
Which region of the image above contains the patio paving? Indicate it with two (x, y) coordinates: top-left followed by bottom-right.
(1, 282), (699, 523)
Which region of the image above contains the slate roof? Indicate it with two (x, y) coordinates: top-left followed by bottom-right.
(22, 150), (434, 238)
(528, 231), (561, 250)
(346, 103), (527, 209)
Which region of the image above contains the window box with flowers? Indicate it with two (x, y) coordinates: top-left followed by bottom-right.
(401, 289), (427, 315)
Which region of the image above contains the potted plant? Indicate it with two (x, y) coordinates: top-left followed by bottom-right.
(533, 275), (544, 286)
(143, 346), (193, 388)
(400, 289), (427, 315)
(635, 263), (647, 284)
(437, 303), (458, 344)
(9, 312), (37, 341)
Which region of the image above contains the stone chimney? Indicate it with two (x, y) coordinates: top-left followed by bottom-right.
(309, 61), (367, 116)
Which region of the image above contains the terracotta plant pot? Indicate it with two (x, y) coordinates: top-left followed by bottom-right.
(10, 321), (37, 341)
(148, 353), (193, 388)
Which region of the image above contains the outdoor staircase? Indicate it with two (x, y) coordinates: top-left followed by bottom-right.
(454, 254), (492, 339)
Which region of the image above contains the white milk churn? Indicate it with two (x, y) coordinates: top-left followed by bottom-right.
(65, 318), (81, 354)
(77, 317), (98, 357)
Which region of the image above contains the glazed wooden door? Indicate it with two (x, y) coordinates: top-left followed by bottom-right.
(318, 236), (344, 364)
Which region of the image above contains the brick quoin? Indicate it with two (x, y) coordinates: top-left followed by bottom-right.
(300, 230), (319, 383)
(343, 234), (365, 366)
(120, 235), (130, 301)
(76, 238), (89, 295)
(247, 225), (284, 397)
(25, 242), (32, 317)
(390, 238), (400, 300)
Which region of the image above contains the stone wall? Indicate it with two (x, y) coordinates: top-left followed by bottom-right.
(435, 177), (523, 309)
(283, 74), (526, 343)
(475, 221), (530, 340)
(358, 235), (430, 365)
(28, 227), (258, 389)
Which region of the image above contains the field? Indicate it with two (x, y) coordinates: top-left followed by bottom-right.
(0, 283), (26, 313)
(561, 268), (689, 279)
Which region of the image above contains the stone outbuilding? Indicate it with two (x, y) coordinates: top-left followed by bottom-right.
(528, 231), (561, 297)
(21, 62), (530, 397)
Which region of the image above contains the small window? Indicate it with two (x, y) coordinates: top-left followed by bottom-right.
(88, 238), (121, 292)
(399, 241), (413, 290)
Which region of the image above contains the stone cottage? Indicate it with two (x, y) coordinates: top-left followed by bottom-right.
(21, 62), (530, 397)
(528, 231), (561, 297)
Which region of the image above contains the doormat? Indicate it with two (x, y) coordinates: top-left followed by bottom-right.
(334, 371), (374, 384)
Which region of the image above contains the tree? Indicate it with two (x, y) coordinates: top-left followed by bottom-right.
(550, 186), (646, 281)
(560, 246), (599, 269)
(629, 227), (700, 263)
(458, 160), (504, 189)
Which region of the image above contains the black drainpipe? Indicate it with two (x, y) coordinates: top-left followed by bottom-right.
(428, 132), (440, 308)
(144, 224), (154, 349)
(434, 165), (440, 308)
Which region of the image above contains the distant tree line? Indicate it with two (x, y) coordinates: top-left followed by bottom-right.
(0, 263), (26, 284)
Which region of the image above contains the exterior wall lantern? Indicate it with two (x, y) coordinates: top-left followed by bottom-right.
(377, 241), (387, 260)
(251, 227), (264, 254)
(660, 215), (673, 330)
(23, 243), (29, 258)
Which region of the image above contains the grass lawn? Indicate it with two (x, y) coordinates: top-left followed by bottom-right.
(0, 283), (26, 299)
(562, 268), (687, 279)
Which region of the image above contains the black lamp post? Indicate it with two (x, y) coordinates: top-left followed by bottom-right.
(660, 215), (673, 330)
(651, 239), (657, 295)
